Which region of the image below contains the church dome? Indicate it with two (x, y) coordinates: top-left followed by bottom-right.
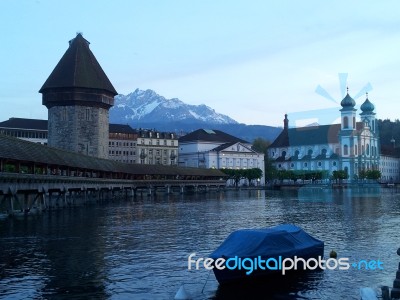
(340, 93), (356, 108)
(360, 97), (375, 113)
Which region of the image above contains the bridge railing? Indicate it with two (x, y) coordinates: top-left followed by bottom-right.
(0, 172), (227, 194)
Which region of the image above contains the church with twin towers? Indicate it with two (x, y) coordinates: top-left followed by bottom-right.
(268, 89), (380, 180)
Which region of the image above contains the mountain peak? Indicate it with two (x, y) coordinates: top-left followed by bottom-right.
(110, 88), (238, 125)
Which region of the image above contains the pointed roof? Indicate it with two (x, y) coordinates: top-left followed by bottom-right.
(39, 33), (117, 95)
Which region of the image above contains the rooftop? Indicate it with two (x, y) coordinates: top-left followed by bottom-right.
(39, 33), (117, 95)
(179, 129), (248, 144)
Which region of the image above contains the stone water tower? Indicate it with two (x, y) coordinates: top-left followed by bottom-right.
(39, 33), (117, 158)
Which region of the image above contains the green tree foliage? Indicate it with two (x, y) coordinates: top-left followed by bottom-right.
(378, 118), (400, 146)
(359, 169), (381, 180)
(221, 168), (263, 187)
(243, 168), (263, 185)
(332, 170), (349, 183)
(252, 138), (271, 154)
(263, 155), (278, 182)
(274, 170), (329, 181)
(252, 137), (272, 183)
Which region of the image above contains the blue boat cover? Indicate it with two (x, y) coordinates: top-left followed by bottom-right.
(209, 224), (323, 259)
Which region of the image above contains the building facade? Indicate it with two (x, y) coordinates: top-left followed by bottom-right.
(109, 124), (138, 163)
(39, 33), (117, 159)
(0, 118), (179, 166)
(380, 144), (400, 182)
(178, 129), (265, 184)
(268, 93), (380, 180)
(137, 129), (178, 165)
(0, 118), (48, 145)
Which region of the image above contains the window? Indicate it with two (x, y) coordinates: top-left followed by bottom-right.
(318, 161), (322, 167)
(353, 117), (356, 128)
(304, 162), (308, 167)
(282, 151), (286, 157)
(344, 145), (349, 155)
(343, 116), (349, 129)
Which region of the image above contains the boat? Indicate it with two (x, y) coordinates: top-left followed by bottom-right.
(209, 224), (324, 284)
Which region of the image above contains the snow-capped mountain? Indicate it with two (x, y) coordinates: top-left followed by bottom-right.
(109, 89), (238, 125)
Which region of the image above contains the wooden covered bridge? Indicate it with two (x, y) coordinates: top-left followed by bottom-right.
(0, 134), (227, 215)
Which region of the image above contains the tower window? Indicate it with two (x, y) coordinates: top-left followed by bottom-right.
(344, 145), (349, 155)
(343, 116), (349, 129)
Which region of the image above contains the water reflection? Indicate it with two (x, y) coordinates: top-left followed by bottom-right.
(214, 270), (325, 300)
(0, 189), (399, 299)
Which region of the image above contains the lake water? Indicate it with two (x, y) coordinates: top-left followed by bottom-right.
(0, 187), (399, 299)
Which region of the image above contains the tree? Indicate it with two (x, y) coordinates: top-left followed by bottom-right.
(243, 168), (263, 185)
(221, 169), (246, 187)
(332, 170), (348, 183)
(252, 138), (271, 154)
(359, 170), (368, 180)
(366, 170), (381, 180)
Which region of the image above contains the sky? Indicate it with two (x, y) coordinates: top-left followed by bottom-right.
(1, 0), (400, 127)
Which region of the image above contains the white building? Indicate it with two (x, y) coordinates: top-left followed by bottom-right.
(178, 129), (265, 185)
(380, 144), (400, 182)
(268, 92), (380, 180)
(0, 118), (48, 145)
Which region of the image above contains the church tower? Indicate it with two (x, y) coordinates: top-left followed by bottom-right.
(360, 93), (377, 133)
(339, 89), (357, 178)
(39, 33), (117, 158)
(359, 93), (380, 171)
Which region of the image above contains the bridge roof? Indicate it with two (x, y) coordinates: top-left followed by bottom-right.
(0, 134), (226, 177)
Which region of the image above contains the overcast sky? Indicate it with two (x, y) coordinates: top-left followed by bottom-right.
(1, 0), (400, 127)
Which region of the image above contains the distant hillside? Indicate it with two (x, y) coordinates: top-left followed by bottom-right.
(378, 118), (400, 146)
(126, 121), (282, 143)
